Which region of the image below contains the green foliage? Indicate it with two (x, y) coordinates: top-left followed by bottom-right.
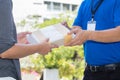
(30, 46), (85, 80)
(29, 55), (44, 73)
(59, 60), (75, 79)
(35, 18), (63, 28)
(42, 46), (75, 68)
(34, 13), (75, 29)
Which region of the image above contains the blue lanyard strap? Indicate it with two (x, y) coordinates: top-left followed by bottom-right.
(91, 0), (104, 20)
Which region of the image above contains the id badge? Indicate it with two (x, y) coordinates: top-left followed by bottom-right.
(87, 20), (96, 31)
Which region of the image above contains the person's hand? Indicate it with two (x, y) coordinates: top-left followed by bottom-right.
(38, 39), (58, 55)
(68, 26), (82, 34)
(65, 27), (91, 46)
(17, 31), (31, 44)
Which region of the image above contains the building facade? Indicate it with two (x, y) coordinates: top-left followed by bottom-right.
(13, 0), (82, 23)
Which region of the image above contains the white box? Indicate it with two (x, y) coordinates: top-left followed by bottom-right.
(26, 23), (70, 46)
(43, 68), (59, 80)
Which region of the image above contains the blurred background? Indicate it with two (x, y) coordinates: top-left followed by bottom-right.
(12, 0), (84, 80)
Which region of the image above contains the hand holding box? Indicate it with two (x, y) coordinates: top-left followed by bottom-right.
(27, 23), (70, 46)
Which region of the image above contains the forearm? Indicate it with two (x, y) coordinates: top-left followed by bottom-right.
(89, 26), (120, 43)
(0, 43), (40, 59)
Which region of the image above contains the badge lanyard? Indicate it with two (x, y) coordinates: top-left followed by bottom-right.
(87, 0), (104, 31)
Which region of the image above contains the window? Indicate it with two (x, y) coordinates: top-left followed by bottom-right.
(44, 1), (51, 11)
(72, 5), (77, 11)
(63, 4), (70, 11)
(53, 2), (60, 11)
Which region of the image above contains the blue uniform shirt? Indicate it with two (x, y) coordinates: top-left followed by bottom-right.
(73, 0), (120, 66)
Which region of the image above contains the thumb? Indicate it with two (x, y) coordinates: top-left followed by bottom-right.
(68, 29), (76, 35)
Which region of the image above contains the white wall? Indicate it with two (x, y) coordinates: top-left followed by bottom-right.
(12, 0), (82, 23)
(13, 0), (45, 22)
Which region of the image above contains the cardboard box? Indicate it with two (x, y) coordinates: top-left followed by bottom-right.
(26, 23), (70, 46)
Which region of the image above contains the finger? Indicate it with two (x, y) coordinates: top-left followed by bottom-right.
(21, 31), (31, 34)
(69, 28), (78, 34)
(68, 27), (78, 34)
(72, 31), (87, 46)
(51, 44), (58, 48)
(72, 37), (85, 46)
(44, 38), (49, 42)
(71, 39), (83, 46)
(70, 41), (80, 46)
(70, 36), (80, 46)
(71, 27), (82, 34)
(65, 37), (78, 46)
(65, 31), (82, 46)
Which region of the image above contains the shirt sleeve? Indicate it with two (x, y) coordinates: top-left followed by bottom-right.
(114, 0), (120, 27)
(72, 0), (85, 27)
